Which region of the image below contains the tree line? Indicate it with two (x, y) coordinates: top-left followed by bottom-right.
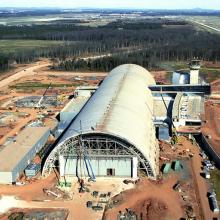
(1, 19), (220, 72)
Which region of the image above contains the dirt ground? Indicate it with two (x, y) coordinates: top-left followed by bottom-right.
(104, 136), (219, 220)
(203, 61), (220, 68)
(0, 134), (204, 220)
(0, 173), (57, 201)
(0, 59), (105, 146)
(179, 137), (218, 220)
(104, 175), (184, 220)
(0, 60), (218, 220)
(0, 176), (135, 220)
(211, 80), (220, 93)
(202, 99), (220, 156)
(151, 70), (170, 84)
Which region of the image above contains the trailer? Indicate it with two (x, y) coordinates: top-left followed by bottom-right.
(163, 163), (171, 174)
(209, 192), (220, 213)
(174, 160), (181, 171)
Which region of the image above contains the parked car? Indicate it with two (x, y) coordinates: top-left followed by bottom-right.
(203, 160), (215, 170)
(200, 151), (208, 159)
(203, 167), (210, 179)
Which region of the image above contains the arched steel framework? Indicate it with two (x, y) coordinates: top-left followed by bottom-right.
(42, 133), (154, 178)
(42, 64), (159, 179)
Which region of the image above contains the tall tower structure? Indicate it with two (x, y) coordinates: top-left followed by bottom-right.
(189, 59), (201, 85)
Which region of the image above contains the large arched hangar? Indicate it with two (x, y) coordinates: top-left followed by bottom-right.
(43, 64), (159, 180)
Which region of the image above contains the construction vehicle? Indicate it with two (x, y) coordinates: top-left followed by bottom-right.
(57, 94), (67, 102)
(171, 129), (179, 145)
(78, 121), (96, 181)
(92, 204), (103, 211)
(77, 122), (96, 192)
(79, 178), (86, 193)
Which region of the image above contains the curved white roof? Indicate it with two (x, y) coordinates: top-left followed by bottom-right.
(45, 64), (159, 177)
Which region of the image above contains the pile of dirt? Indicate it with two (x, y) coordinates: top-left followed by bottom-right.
(133, 198), (168, 220)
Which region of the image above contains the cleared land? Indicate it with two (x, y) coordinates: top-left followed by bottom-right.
(0, 14), (80, 26)
(0, 40), (66, 54)
(0, 13), (112, 26)
(0, 60), (49, 89)
(0, 59), (105, 148)
(0, 59), (219, 220)
(159, 61), (220, 83)
(188, 16), (220, 31)
(202, 98), (220, 204)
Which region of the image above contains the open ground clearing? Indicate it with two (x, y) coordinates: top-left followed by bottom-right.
(0, 59), (219, 219)
(0, 40), (66, 54)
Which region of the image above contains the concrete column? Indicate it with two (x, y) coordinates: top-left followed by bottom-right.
(132, 157), (138, 178)
(190, 70), (199, 84)
(59, 155), (65, 177)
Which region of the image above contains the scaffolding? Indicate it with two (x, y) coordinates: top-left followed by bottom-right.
(42, 134), (154, 178)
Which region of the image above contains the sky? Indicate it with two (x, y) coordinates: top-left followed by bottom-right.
(0, 0), (220, 10)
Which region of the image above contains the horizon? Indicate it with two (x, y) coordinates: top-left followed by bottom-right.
(0, 0), (220, 10)
(0, 6), (220, 11)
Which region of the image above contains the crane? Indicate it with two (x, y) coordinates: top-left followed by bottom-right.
(78, 120), (96, 182)
(159, 86), (178, 145)
(35, 83), (52, 109)
(63, 121), (96, 192)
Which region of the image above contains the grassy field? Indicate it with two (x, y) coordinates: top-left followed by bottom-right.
(0, 13), (111, 26)
(210, 169), (220, 204)
(159, 61), (220, 83)
(200, 68), (220, 83)
(159, 61), (189, 72)
(184, 16), (220, 34)
(190, 16), (220, 29)
(0, 40), (65, 54)
(0, 14), (70, 25)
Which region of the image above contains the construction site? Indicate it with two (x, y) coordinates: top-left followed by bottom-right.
(0, 59), (219, 220)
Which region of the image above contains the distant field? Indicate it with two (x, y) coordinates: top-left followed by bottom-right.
(159, 61), (189, 72)
(0, 14), (71, 25)
(0, 13), (111, 26)
(192, 16), (220, 29)
(200, 68), (220, 83)
(185, 16), (220, 33)
(0, 40), (65, 53)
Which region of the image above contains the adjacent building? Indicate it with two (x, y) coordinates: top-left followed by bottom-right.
(0, 127), (50, 184)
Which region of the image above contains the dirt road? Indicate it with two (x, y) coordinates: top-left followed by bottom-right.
(40, 70), (107, 77)
(181, 138), (217, 220)
(202, 101), (220, 156)
(0, 60), (50, 89)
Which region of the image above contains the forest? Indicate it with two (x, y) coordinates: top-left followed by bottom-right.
(1, 18), (220, 72)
